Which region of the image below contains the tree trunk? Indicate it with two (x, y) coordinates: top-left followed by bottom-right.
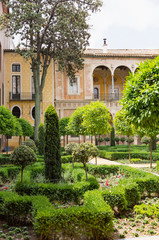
(150, 135), (153, 168)
(66, 135), (68, 145)
(79, 135), (80, 144)
(34, 85), (41, 142)
(21, 167), (24, 184)
(84, 161), (88, 181)
(91, 136), (93, 144)
(95, 135), (97, 146)
(128, 135), (131, 164)
(83, 135), (86, 143)
(33, 64), (43, 142)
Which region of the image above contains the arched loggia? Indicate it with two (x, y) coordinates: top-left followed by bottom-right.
(92, 65), (111, 101)
(113, 65), (131, 99)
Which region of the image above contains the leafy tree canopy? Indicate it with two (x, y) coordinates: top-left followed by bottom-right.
(13, 116), (23, 136)
(121, 56), (159, 131)
(67, 106), (87, 136)
(0, 0), (102, 141)
(59, 117), (70, 136)
(0, 106), (15, 136)
(114, 110), (134, 137)
(82, 101), (112, 136)
(18, 118), (34, 137)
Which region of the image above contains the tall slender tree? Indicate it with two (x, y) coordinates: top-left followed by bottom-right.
(0, 0), (102, 141)
(44, 105), (61, 182)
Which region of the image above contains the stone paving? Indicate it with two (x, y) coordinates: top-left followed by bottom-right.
(117, 236), (159, 240)
(89, 157), (157, 168)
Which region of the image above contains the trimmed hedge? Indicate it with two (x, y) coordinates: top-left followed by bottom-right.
(0, 191), (32, 224)
(87, 164), (119, 177)
(0, 191), (114, 240)
(0, 154), (11, 165)
(61, 155), (72, 163)
(15, 179), (99, 203)
(98, 150), (159, 161)
(157, 161), (159, 173)
(33, 191), (114, 240)
(0, 166), (20, 182)
(102, 187), (127, 213)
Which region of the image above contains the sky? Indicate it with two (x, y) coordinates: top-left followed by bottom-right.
(88, 0), (159, 49)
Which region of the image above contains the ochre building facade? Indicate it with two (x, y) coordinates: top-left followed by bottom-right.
(3, 48), (159, 149)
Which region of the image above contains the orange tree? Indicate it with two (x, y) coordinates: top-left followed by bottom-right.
(121, 57), (159, 168)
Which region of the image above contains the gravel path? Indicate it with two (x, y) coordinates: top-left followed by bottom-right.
(89, 157), (157, 168)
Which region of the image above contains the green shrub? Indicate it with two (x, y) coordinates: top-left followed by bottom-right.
(61, 155), (72, 163)
(30, 166), (44, 179)
(123, 182), (141, 207)
(44, 105), (61, 182)
(114, 136), (120, 144)
(0, 154), (11, 165)
(84, 190), (114, 239)
(10, 145), (37, 183)
(0, 168), (8, 182)
(38, 123), (45, 155)
(157, 161), (159, 173)
(98, 150), (159, 161)
(15, 179), (99, 203)
(135, 176), (159, 196)
(141, 136), (150, 145)
(131, 158), (142, 163)
(22, 139), (37, 153)
(65, 143), (78, 155)
(134, 203), (159, 218)
(33, 194), (114, 240)
(102, 187), (127, 213)
(120, 137), (126, 143)
(0, 191), (32, 224)
(87, 164), (119, 177)
(72, 143), (98, 181)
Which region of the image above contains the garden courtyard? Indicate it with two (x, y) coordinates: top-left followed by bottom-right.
(1, 142), (159, 240)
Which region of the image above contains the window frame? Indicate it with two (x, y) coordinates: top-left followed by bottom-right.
(12, 63), (21, 73)
(67, 76), (80, 95)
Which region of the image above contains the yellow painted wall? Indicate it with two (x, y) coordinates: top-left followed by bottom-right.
(4, 51), (54, 148)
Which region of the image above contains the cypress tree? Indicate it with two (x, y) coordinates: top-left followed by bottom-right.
(44, 105), (61, 182)
(38, 123), (45, 155)
(110, 127), (115, 146)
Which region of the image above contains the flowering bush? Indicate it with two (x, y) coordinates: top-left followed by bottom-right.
(103, 172), (125, 189)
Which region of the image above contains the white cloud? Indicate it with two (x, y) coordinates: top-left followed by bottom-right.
(88, 0), (159, 48)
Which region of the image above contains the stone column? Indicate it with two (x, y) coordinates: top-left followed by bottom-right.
(111, 65), (115, 100)
(104, 79), (106, 101)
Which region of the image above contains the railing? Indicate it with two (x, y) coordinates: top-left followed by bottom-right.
(92, 93), (122, 101)
(9, 92), (41, 101)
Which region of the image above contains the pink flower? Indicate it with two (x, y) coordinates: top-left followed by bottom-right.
(105, 180), (108, 183)
(122, 173), (124, 175)
(5, 187), (7, 190)
(119, 175), (121, 178)
(106, 183), (109, 186)
(116, 182), (118, 184)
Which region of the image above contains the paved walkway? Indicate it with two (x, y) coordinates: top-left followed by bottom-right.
(89, 157), (157, 168)
(117, 236), (159, 240)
